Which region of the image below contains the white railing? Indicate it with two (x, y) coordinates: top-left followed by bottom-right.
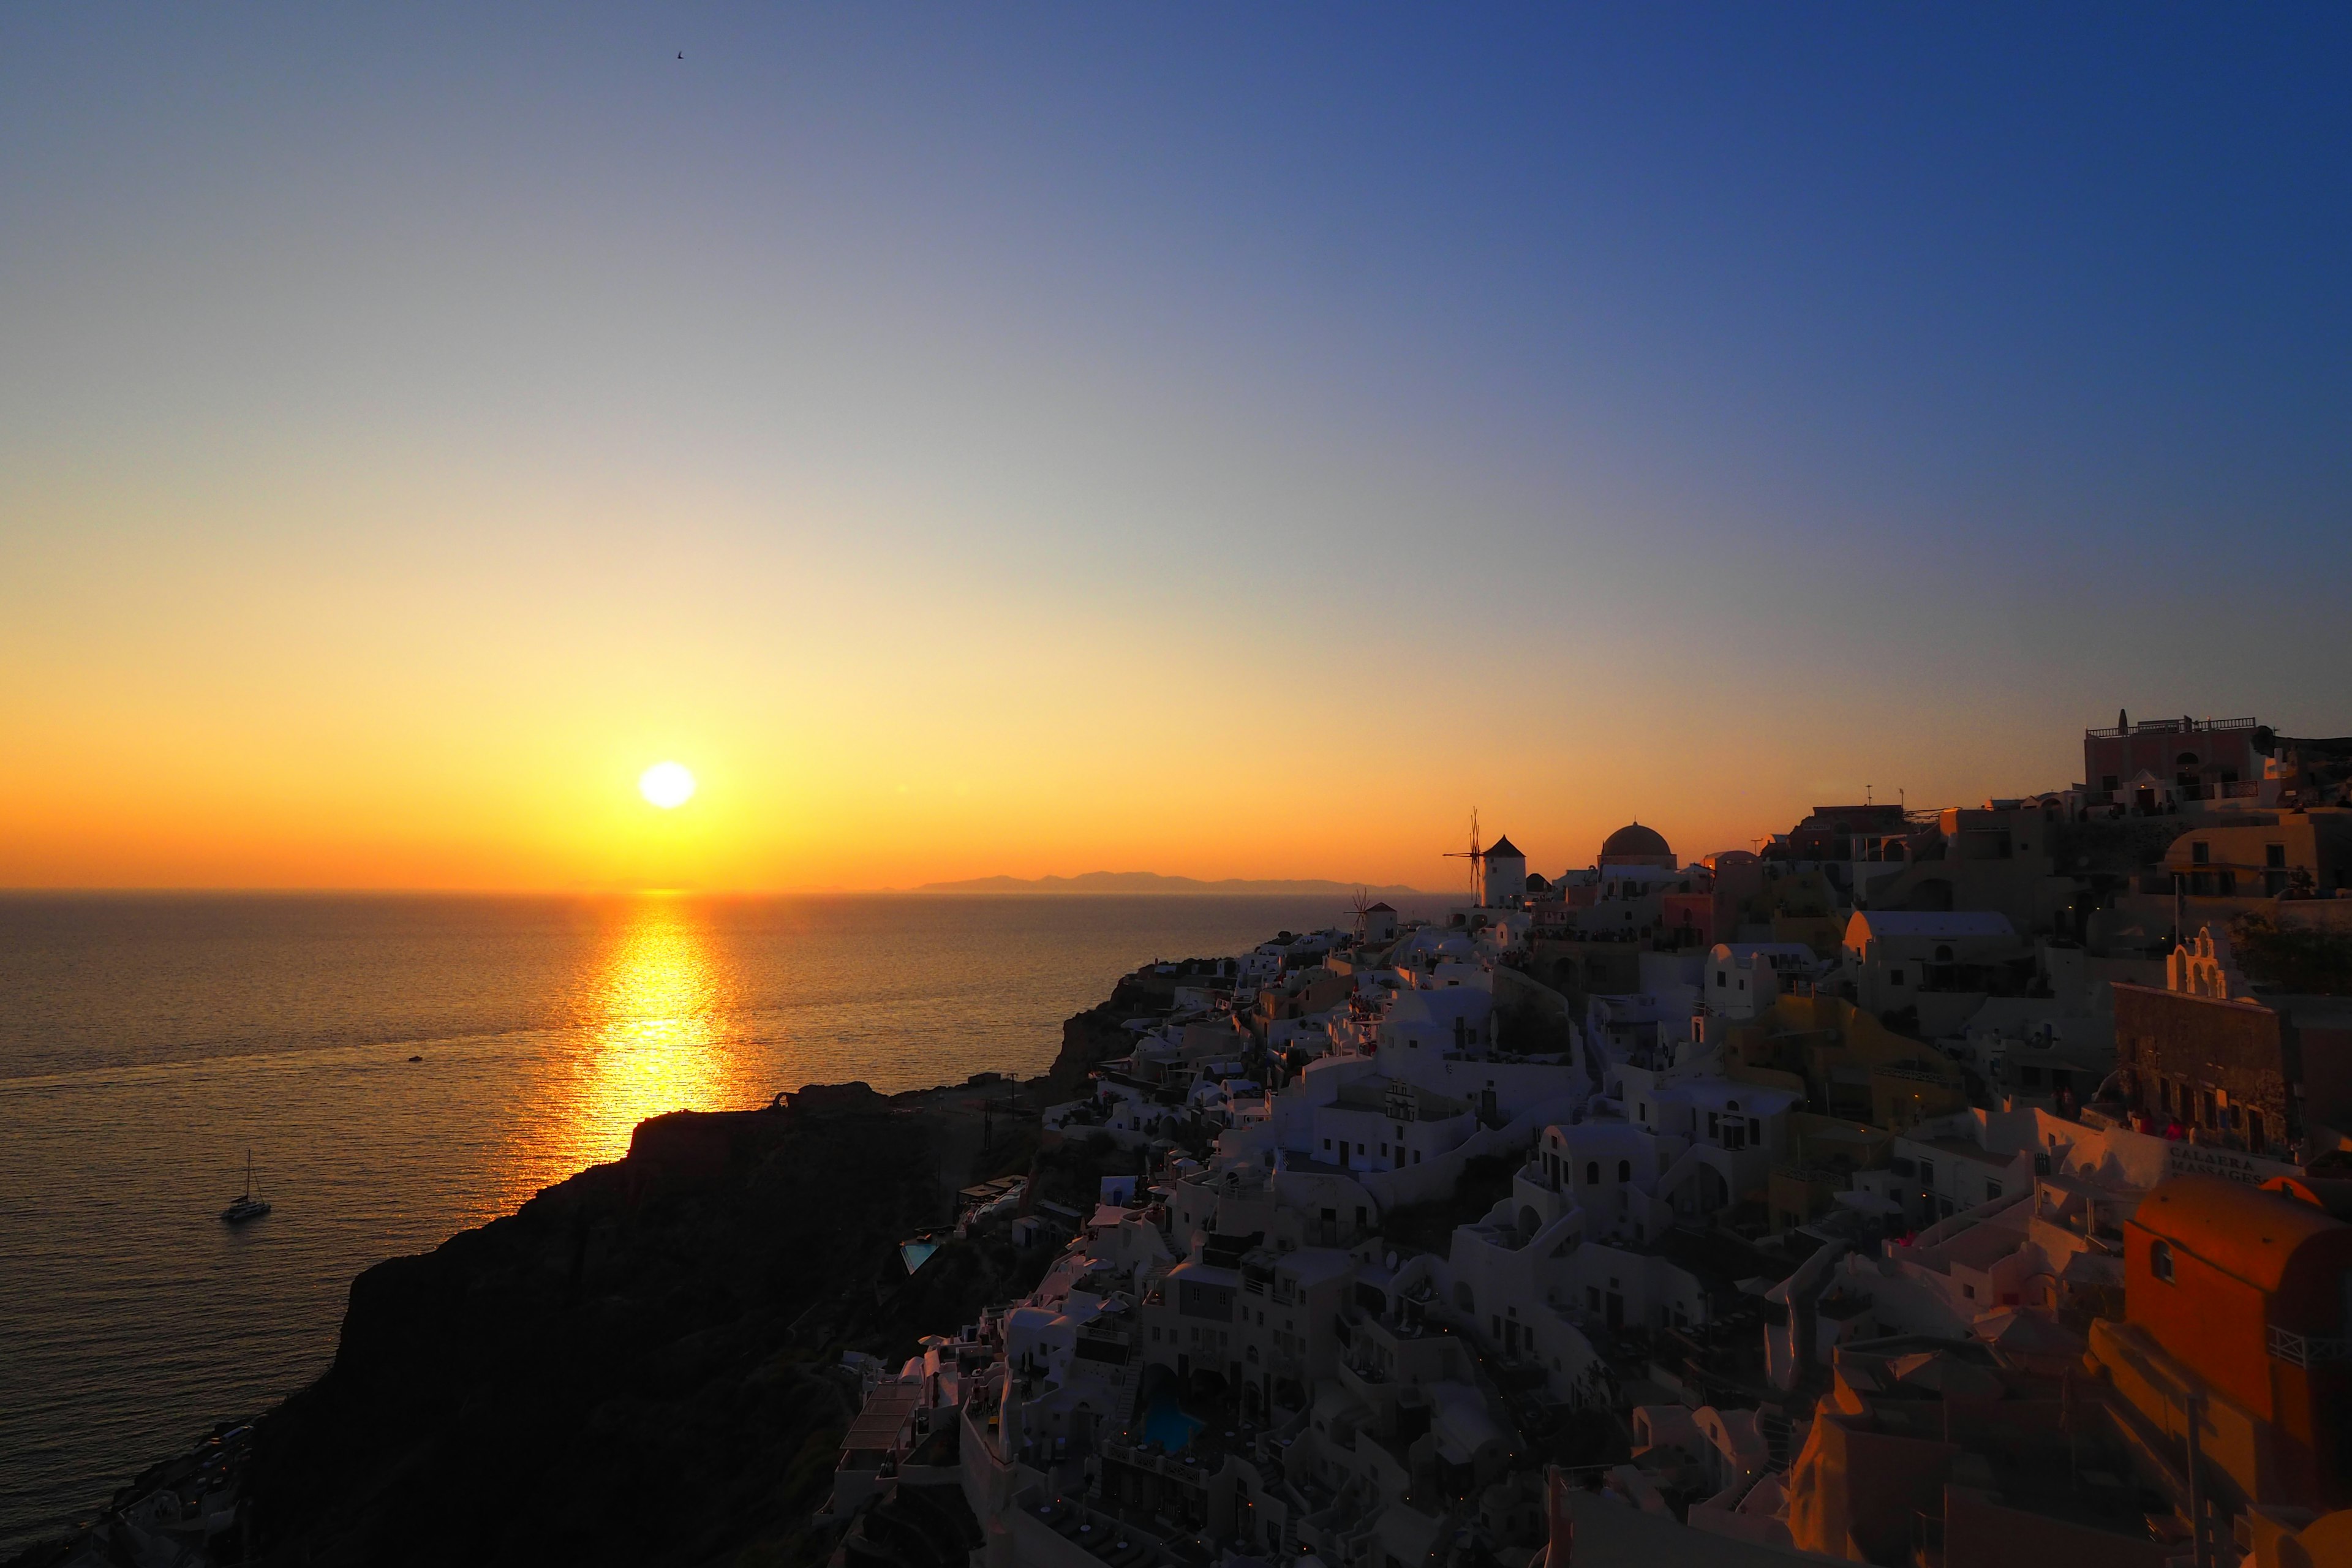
(2267, 1324), (2351, 1368)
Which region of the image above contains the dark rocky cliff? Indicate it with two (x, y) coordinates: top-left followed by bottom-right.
(1044, 970), (1167, 1091)
(9, 983), (1166, 1568)
(233, 1090), (1026, 1568)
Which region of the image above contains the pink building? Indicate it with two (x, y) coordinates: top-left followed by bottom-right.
(2082, 710), (2266, 803)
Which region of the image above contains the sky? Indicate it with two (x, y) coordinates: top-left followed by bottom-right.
(2, 5), (2347, 892)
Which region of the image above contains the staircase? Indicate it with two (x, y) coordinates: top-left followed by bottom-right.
(1759, 1406), (1793, 1469)
(1108, 1355), (1145, 1434)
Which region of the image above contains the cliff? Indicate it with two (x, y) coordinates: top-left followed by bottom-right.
(10, 978), (1168, 1568)
(231, 1088), (1035, 1567)
(1043, 969), (1168, 1092)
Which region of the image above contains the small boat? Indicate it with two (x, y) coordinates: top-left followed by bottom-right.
(221, 1150), (271, 1225)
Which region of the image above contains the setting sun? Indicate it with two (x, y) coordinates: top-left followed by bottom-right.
(638, 761), (696, 810)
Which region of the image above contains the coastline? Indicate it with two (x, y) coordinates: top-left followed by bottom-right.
(2, 960), (1166, 1568)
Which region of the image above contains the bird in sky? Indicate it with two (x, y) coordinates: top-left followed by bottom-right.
(676, 51), (684, 61)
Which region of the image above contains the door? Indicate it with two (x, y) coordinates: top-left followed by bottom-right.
(1605, 1292), (1624, 1332)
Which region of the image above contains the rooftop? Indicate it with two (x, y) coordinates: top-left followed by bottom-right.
(1850, 911), (2016, 939)
(2133, 1174), (2352, 1292)
(1600, 821), (1673, 862)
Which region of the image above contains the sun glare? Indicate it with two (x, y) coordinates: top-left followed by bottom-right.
(638, 761), (696, 810)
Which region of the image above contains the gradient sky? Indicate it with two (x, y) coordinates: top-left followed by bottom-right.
(4, 6), (2347, 892)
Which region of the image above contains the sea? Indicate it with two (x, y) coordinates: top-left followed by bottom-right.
(0, 891), (1414, 1550)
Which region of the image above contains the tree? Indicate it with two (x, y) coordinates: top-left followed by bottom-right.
(2230, 914), (2352, 995)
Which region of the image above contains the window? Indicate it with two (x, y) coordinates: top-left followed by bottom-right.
(1708, 1112), (1720, 1137)
(2192, 841), (2210, 865)
(2150, 1240), (2175, 1283)
(1322, 1139), (1331, 1150)
(1934, 944), (1953, 962)
(2266, 844), (2286, 869)
(1618, 1159), (1632, 1182)
(1889, 969), (1905, 987)
(1715, 971), (1727, 989)
(2248, 1110), (2265, 1149)
(1586, 1161), (1599, 1185)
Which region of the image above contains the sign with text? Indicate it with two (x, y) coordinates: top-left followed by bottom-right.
(2164, 1142), (2301, 1187)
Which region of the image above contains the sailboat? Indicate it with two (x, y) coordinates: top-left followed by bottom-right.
(221, 1150), (271, 1225)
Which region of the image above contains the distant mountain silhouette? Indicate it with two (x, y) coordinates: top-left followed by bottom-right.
(911, 871), (1444, 897)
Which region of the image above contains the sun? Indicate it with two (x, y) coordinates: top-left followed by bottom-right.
(638, 761), (696, 809)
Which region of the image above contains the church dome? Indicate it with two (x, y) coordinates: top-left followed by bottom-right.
(1599, 822), (1673, 864)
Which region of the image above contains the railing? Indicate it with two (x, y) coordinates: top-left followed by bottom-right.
(1875, 1060), (1961, 1085)
(2084, 717), (2256, 739)
(2267, 1325), (2352, 1368)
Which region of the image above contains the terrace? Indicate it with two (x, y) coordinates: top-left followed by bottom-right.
(2082, 717), (2257, 739)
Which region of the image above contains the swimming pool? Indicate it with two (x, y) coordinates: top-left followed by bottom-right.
(1139, 1385), (1205, 1451)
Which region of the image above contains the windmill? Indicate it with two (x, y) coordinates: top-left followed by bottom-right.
(1442, 808), (1483, 903)
(1348, 886), (1378, 939)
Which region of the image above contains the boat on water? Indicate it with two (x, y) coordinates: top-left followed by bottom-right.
(220, 1150), (271, 1225)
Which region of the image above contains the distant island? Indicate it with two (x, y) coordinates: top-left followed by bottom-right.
(910, 870), (1445, 897)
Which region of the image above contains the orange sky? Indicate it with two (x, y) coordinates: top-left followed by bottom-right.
(0, 456), (2095, 892)
(0, 451), (2165, 891)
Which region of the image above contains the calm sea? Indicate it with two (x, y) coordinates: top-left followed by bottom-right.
(0, 891), (1400, 1549)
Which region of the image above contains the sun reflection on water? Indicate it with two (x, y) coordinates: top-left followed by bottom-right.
(500, 896), (750, 1207)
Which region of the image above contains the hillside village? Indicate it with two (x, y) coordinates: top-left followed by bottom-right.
(821, 713), (2352, 1568)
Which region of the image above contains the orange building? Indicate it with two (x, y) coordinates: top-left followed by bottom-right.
(2090, 1175), (2352, 1518)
